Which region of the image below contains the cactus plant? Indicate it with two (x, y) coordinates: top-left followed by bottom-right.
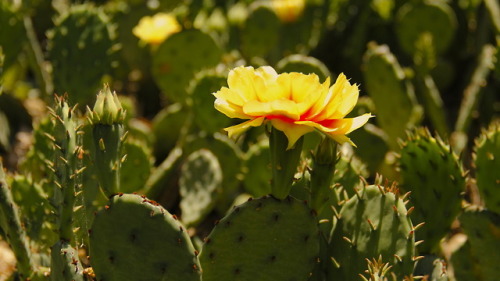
(473, 121), (500, 213)
(90, 193), (201, 281)
(398, 128), (466, 254)
(47, 3), (118, 105)
(327, 184), (416, 281)
(199, 195), (320, 281)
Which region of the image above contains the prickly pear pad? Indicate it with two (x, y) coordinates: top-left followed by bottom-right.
(473, 122), (500, 213)
(399, 129), (465, 253)
(328, 185), (415, 281)
(90, 194), (201, 281)
(200, 195), (319, 281)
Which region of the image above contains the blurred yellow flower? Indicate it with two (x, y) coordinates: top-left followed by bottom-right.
(214, 66), (372, 149)
(132, 13), (181, 45)
(272, 0), (305, 23)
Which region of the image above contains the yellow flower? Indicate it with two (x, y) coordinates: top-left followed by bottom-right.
(272, 0), (305, 23)
(132, 13), (181, 45)
(214, 66), (372, 149)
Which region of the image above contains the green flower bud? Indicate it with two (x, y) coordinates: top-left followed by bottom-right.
(89, 84), (125, 125)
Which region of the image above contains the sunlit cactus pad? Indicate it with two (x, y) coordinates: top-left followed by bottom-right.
(90, 193), (201, 281)
(200, 195), (320, 281)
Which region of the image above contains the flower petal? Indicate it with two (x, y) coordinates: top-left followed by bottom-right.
(243, 99), (301, 120)
(330, 113), (373, 134)
(224, 117), (265, 138)
(271, 119), (314, 150)
(214, 97), (250, 119)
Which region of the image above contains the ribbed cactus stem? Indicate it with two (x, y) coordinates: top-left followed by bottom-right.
(0, 162), (35, 278)
(310, 137), (337, 213)
(269, 127), (303, 199)
(88, 85), (126, 197)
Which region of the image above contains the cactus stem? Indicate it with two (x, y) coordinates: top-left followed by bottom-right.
(392, 205), (399, 215)
(408, 230), (414, 239)
(354, 188), (363, 200)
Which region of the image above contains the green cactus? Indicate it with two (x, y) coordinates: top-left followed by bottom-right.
(327, 184), (416, 281)
(189, 70), (231, 134)
(199, 195), (320, 281)
(473, 121), (500, 213)
(395, 0), (457, 56)
(239, 3), (280, 61)
(183, 132), (244, 213)
(0, 110), (9, 152)
(90, 193), (201, 281)
(152, 103), (190, 160)
(359, 256), (393, 281)
(9, 175), (56, 249)
(243, 139), (272, 197)
(0, 2), (26, 71)
(50, 240), (84, 281)
(0, 161), (36, 279)
(151, 29), (222, 104)
(47, 3), (118, 106)
(119, 140), (153, 193)
(87, 84), (126, 197)
(457, 207), (500, 281)
(179, 149), (222, 227)
(362, 42), (421, 150)
(275, 54), (331, 82)
(398, 128), (466, 253)
(46, 95), (84, 243)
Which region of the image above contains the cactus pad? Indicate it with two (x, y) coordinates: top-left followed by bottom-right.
(90, 193), (201, 281)
(275, 54), (331, 82)
(473, 121), (500, 213)
(152, 29), (222, 103)
(50, 240), (84, 281)
(240, 4), (280, 60)
(243, 140), (272, 197)
(179, 149), (222, 226)
(119, 140), (152, 193)
(363, 43), (420, 149)
(47, 4), (118, 105)
(200, 195), (320, 281)
(396, 1), (456, 55)
(399, 128), (465, 253)
(328, 184), (416, 281)
(458, 208), (500, 281)
(189, 71), (231, 133)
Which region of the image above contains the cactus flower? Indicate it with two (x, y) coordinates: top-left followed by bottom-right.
(272, 0), (305, 23)
(132, 13), (181, 45)
(214, 66), (372, 149)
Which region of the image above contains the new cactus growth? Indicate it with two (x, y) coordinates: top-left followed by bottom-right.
(87, 84), (126, 197)
(328, 184), (416, 281)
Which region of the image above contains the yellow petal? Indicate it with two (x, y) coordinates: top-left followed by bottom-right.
(225, 117), (265, 138)
(324, 74), (359, 119)
(327, 134), (355, 146)
(276, 73), (326, 116)
(324, 113), (373, 135)
(227, 66), (278, 104)
(214, 98), (250, 119)
(294, 120), (340, 133)
(243, 99), (300, 120)
(271, 119), (314, 150)
(213, 87), (246, 107)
